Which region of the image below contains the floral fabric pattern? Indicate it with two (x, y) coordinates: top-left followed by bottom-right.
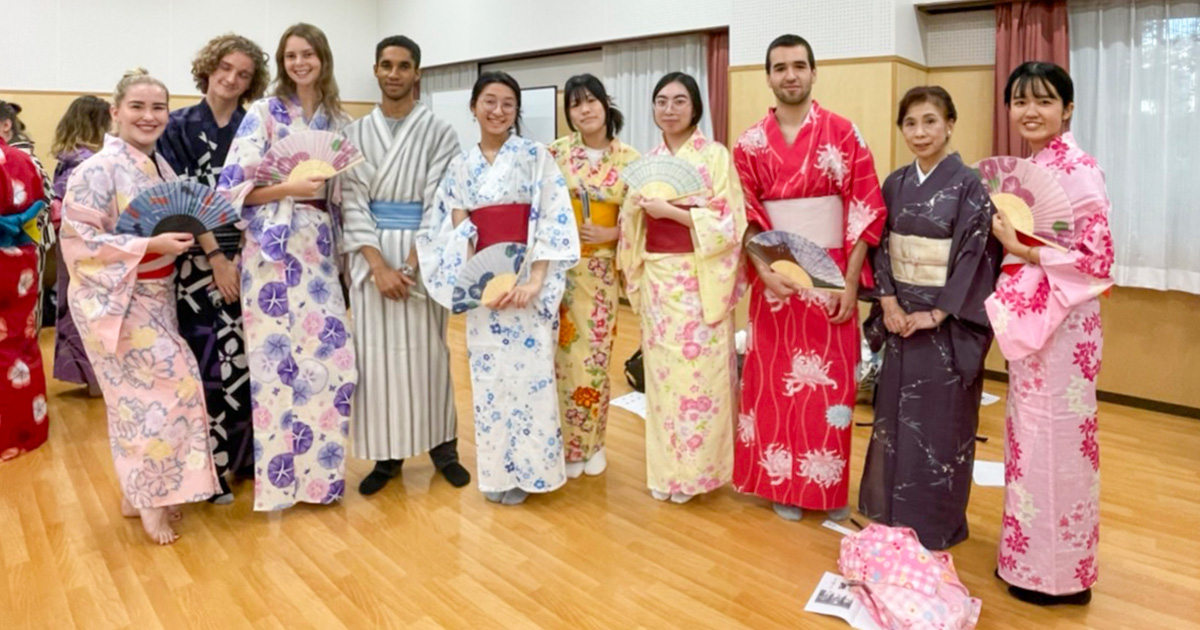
(220, 97), (357, 511)
(547, 134), (639, 462)
(59, 135), (218, 504)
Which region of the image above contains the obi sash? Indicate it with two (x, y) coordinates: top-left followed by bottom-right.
(473, 203), (531, 250)
(764, 195), (843, 249)
(370, 201), (423, 231)
(572, 196), (619, 255)
(137, 252), (176, 280)
(645, 206), (695, 254)
(889, 232), (951, 287)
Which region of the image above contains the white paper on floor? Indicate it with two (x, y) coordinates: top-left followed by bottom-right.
(610, 391), (647, 419)
(804, 572), (884, 630)
(822, 520), (857, 537)
(973, 460), (1006, 487)
(981, 391), (1001, 406)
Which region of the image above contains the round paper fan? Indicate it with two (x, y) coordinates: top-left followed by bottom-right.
(621, 155), (707, 199)
(451, 243), (527, 314)
(746, 230), (844, 290)
(254, 130), (365, 187)
(115, 181), (238, 237)
(975, 157), (1073, 251)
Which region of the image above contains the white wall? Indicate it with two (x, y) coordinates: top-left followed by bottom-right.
(0, 0), (382, 101)
(924, 8), (995, 67)
(1, 1), (966, 100)
(378, 0), (731, 67)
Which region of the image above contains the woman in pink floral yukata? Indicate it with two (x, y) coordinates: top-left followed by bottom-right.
(987, 61), (1115, 606)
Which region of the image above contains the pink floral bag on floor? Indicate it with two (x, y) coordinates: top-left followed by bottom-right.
(838, 524), (982, 630)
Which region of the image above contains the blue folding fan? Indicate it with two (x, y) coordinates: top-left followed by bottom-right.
(450, 243), (528, 314)
(115, 181), (239, 237)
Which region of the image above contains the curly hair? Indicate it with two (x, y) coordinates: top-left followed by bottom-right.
(274, 23), (343, 118)
(51, 95), (111, 155)
(192, 33), (270, 106)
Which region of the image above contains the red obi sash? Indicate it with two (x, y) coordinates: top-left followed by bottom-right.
(645, 207), (695, 253)
(137, 252), (175, 280)
(474, 203), (531, 251)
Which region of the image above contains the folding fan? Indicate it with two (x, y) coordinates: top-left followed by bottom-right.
(621, 155), (707, 200)
(450, 243), (528, 314)
(115, 181), (238, 237)
(254, 130), (365, 186)
(975, 157), (1073, 252)
(746, 230), (845, 290)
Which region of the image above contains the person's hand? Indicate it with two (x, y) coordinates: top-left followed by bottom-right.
(147, 232), (194, 256)
(992, 212), (1020, 251)
(493, 277), (543, 310)
(753, 258), (801, 301)
(287, 175), (327, 198)
(900, 310), (942, 338)
(372, 262), (416, 300)
(638, 197), (677, 220)
(880, 295), (909, 335)
(826, 286), (857, 324)
(580, 224), (619, 244)
(210, 253), (241, 304)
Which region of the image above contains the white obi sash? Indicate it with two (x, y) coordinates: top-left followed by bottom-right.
(763, 195), (843, 249)
(889, 232), (952, 287)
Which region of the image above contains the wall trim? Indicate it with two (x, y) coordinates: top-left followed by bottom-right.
(983, 369), (1200, 420)
(0, 88), (377, 108)
(928, 64), (996, 72)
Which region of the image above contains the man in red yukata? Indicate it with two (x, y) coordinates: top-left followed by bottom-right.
(732, 34), (887, 522)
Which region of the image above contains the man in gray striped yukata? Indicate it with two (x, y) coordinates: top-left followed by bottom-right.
(341, 35), (470, 495)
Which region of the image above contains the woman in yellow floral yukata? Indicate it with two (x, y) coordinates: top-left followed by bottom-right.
(547, 74), (639, 479)
(619, 72), (746, 503)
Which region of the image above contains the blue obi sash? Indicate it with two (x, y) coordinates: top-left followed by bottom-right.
(369, 201), (423, 230)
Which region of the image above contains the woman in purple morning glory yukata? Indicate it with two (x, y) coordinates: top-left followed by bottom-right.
(219, 23), (358, 512)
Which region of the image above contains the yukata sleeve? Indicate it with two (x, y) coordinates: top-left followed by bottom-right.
(156, 117), (189, 179)
(1036, 168), (1115, 308)
(416, 154), (473, 309)
(616, 183), (646, 314)
(937, 176), (1003, 385)
(338, 131), (378, 255)
(217, 100), (270, 220)
(840, 124), (887, 289)
(872, 171), (901, 299)
(690, 144), (747, 324)
(527, 146), (581, 310)
(60, 160), (149, 355)
(732, 141), (769, 232)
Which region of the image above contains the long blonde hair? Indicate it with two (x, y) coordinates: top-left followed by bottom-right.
(52, 95), (111, 155)
(273, 23), (342, 118)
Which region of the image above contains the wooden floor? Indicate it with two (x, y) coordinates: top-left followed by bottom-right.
(4, 306), (1199, 630)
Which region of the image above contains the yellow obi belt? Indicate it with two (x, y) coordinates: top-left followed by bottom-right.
(572, 196), (619, 256)
(889, 232), (951, 287)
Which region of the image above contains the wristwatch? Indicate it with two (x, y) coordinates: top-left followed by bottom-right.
(399, 263), (415, 277)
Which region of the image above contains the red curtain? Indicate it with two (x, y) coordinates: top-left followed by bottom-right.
(993, 0), (1070, 157)
(707, 30), (730, 146)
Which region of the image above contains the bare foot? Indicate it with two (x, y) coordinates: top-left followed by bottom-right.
(120, 496), (139, 518)
(167, 505), (183, 522)
(139, 507), (179, 545)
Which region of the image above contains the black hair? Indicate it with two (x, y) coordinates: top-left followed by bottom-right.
(0, 100), (31, 144)
(765, 34), (816, 73)
(471, 71), (523, 136)
(376, 35), (421, 68)
(896, 85), (958, 126)
(1004, 61), (1074, 108)
(652, 72), (704, 130)
(563, 73), (624, 140)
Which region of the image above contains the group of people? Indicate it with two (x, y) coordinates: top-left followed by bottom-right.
(0, 26), (1113, 607)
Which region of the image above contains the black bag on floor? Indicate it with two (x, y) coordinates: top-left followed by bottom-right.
(624, 349), (645, 393)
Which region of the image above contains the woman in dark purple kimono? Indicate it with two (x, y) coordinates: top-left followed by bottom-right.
(858, 86), (1002, 550)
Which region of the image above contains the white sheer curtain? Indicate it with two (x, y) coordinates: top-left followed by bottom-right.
(1070, 0), (1200, 293)
(418, 61), (479, 97)
(603, 33), (712, 153)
